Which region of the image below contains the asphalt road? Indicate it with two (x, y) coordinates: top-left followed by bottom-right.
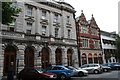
(71, 70), (120, 80)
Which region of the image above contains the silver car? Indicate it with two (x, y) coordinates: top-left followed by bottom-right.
(66, 66), (88, 77)
(80, 64), (103, 74)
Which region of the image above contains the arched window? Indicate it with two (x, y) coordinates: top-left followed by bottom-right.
(81, 53), (87, 65)
(88, 53), (93, 63)
(94, 54), (98, 63)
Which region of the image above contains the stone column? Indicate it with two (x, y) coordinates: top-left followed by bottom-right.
(17, 45), (25, 73)
(35, 45), (42, 69)
(50, 47), (56, 65)
(62, 48), (68, 66)
(73, 48), (79, 67)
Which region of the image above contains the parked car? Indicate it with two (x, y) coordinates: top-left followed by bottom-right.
(101, 65), (111, 72)
(103, 63), (120, 70)
(46, 65), (76, 80)
(17, 68), (57, 80)
(80, 64), (103, 74)
(66, 66), (88, 77)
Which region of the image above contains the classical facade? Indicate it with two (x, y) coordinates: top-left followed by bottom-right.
(100, 30), (117, 63)
(76, 11), (103, 66)
(0, 0), (79, 78)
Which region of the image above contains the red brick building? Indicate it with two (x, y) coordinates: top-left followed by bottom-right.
(76, 11), (103, 65)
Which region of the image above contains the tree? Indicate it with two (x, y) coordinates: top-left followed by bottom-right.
(2, 2), (21, 25)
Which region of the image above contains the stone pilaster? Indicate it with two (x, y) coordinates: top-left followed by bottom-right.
(35, 8), (40, 34)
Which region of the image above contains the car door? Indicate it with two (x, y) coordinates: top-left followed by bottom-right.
(47, 66), (62, 76)
(81, 64), (89, 70)
(27, 69), (39, 80)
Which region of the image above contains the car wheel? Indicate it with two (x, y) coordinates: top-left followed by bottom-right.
(18, 78), (23, 80)
(94, 70), (99, 74)
(60, 74), (66, 80)
(104, 69), (108, 72)
(78, 72), (84, 77)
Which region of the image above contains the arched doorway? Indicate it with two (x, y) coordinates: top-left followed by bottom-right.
(88, 53), (93, 63)
(67, 49), (73, 66)
(94, 54), (98, 63)
(3, 45), (17, 76)
(24, 46), (34, 68)
(41, 47), (50, 69)
(81, 53), (87, 65)
(55, 48), (62, 65)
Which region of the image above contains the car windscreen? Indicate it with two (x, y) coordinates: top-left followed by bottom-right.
(65, 66), (75, 70)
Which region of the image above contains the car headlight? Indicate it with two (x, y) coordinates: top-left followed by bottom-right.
(50, 75), (57, 78)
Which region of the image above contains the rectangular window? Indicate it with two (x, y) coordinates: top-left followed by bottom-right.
(68, 30), (71, 39)
(92, 29), (97, 35)
(42, 26), (46, 36)
(54, 14), (58, 22)
(83, 39), (89, 48)
(42, 11), (46, 19)
(26, 6), (32, 16)
(82, 27), (87, 34)
(55, 28), (59, 37)
(26, 23), (32, 34)
(94, 41), (98, 49)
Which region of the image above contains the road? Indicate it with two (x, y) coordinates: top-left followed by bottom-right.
(71, 70), (120, 80)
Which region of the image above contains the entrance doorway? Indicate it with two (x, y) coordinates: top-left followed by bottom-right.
(4, 45), (17, 76)
(55, 48), (62, 65)
(41, 47), (50, 69)
(24, 46), (34, 68)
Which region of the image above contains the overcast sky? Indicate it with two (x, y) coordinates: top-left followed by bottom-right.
(64, 0), (119, 33)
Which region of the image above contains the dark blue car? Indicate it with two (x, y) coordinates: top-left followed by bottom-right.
(103, 63), (120, 70)
(46, 65), (76, 80)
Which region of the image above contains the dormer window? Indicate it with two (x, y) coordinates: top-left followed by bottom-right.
(68, 29), (71, 39)
(55, 28), (59, 37)
(67, 16), (70, 24)
(54, 14), (58, 22)
(26, 6), (32, 16)
(26, 23), (32, 34)
(42, 10), (46, 19)
(42, 26), (46, 36)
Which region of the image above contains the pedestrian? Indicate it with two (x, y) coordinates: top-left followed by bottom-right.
(7, 69), (14, 80)
(7, 62), (14, 80)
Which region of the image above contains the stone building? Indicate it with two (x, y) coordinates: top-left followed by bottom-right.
(100, 30), (117, 63)
(76, 11), (103, 66)
(0, 0), (78, 78)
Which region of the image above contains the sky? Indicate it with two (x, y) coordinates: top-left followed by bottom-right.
(64, 0), (119, 33)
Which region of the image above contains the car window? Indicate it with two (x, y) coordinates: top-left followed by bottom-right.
(103, 64), (108, 66)
(51, 67), (62, 70)
(94, 65), (98, 67)
(28, 70), (38, 73)
(89, 65), (95, 67)
(47, 66), (53, 70)
(81, 64), (88, 68)
(65, 66), (75, 70)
